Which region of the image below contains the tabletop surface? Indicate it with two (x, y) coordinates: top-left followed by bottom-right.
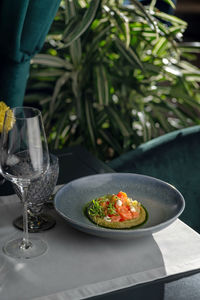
(0, 146), (200, 300)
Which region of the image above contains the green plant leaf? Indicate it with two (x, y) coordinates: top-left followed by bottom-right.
(169, 25), (185, 35)
(94, 65), (110, 106)
(71, 70), (83, 123)
(179, 60), (200, 72)
(105, 106), (132, 137)
(180, 42), (200, 49)
(165, 102), (190, 126)
(184, 75), (200, 82)
(88, 25), (110, 56)
(65, 0), (77, 23)
(143, 62), (162, 73)
(85, 98), (96, 148)
(137, 111), (151, 142)
(62, 0), (101, 47)
(32, 54), (72, 69)
(171, 86), (200, 111)
(150, 105), (173, 132)
(115, 38), (144, 71)
(64, 0), (82, 66)
(30, 70), (65, 78)
(179, 42), (200, 53)
(152, 37), (168, 56)
(129, 0), (159, 36)
(105, 5), (130, 48)
(54, 115), (69, 148)
(50, 72), (71, 115)
(164, 65), (183, 77)
(154, 11), (187, 27)
(69, 38), (82, 66)
(162, 0), (176, 9)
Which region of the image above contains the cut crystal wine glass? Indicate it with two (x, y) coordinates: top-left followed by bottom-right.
(0, 107), (49, 259)
(13, 153), (59, 232)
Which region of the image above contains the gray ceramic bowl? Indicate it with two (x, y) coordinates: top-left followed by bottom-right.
(54, 173), (185, 239)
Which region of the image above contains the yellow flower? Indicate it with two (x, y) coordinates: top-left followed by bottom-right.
(0, 101), (14, 133)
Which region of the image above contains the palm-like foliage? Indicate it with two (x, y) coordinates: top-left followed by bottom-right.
(26, 0), (200, 161)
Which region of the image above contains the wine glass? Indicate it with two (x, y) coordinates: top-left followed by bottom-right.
(0, 107), (49, 259)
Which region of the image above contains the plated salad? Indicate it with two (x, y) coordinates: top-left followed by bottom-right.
(86, 191), (147, 229)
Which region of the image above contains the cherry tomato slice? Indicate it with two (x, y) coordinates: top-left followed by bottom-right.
(111, 215), (121, 222)
(117, 206), (133, 220)
(117, 191), (128, 201)
(131, 211), (139, 218)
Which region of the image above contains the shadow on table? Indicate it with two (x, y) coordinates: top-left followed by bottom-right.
(0, 180), (14, 196)
(88, 281), (164, 300)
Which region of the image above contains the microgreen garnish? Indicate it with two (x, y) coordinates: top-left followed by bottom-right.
(107, 202), (116, 215)
(88, 199), (105, 217)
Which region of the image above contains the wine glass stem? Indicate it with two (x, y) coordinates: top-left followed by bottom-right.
(21, 186), (31, 249)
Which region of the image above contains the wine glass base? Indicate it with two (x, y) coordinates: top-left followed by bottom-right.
(3, 237), (48, 259)
(13, 214), (56, 233)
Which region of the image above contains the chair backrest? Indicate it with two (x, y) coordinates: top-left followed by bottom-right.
(109, 126), (200, 233)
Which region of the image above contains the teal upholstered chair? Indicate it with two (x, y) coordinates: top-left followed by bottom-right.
(108, 125), (200, 233)
(0, 0), (61, 108)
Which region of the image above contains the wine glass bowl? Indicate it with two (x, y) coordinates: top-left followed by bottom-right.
(13, 154), (59, 232)
(1, 108), (49, 184)
(0, 106), (50, 259)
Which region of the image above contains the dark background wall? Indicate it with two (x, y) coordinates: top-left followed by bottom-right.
(175, 0), (200, 68)
(175, 0), (200, 41)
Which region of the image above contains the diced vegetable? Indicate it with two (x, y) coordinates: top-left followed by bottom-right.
(88, 191), (141, 222)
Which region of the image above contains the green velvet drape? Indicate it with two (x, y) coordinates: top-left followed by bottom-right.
(0, 0), (61, 107)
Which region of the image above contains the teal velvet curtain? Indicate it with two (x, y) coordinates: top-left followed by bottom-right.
(0, 0), (61, 107)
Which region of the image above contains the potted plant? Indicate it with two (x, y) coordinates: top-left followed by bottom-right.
(26, 0), (200, 161)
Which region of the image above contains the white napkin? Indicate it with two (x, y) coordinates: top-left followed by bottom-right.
(0, 191), (200, 300)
